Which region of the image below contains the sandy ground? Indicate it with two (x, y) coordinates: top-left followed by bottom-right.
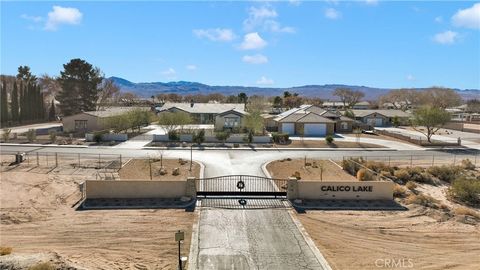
(275, 140), (382, 148)
(119, 158), (200, 180)
(0, 171), (196, 269)
(297, 206), (480, 270)
(267, 159), (356, 181)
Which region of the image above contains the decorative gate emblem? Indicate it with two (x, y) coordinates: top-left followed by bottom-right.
(236, 180), (245, 190)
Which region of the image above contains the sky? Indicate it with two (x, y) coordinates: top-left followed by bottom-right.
(1, 1), (479, 89)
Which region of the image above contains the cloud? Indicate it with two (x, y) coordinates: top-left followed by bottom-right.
(452, 3), (480, 29)
(240, 32), (267, 50)
(433, 30), (459, 44)
(406, 74), (415, 81)
(289, 0), (301, 6)
(243, 5), (295, 33)
(257, 76), (274, 85)
(242, 54), (268, 64)
(44, 6), (83, 31)
(434, 16), (443, 23)
(325, 8), (341, 20)
(364, 0), (379, 6)
(161, 68), (177, 79)
(186, 65), (197, 71)
(20, 14), (43, 23)
(193, 28), (236, 42)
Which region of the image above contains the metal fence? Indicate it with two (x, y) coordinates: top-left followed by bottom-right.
(342, 153), (479, 168)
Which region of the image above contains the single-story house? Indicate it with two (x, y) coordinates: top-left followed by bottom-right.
(322, 101), (371, 110)
(272, 105), (355, 136)
(157, 102), (246, 124)
(214, 109), (249, 131)
(62, 107), (150, 133)
(350, 109), (411, 127)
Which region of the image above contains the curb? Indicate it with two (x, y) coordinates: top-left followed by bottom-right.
(0, 143), (88, 148)
(142, 146), (395, 151)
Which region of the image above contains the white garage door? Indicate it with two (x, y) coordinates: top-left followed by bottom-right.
(304, 124), (326, 136)
(367, 118), (383, 127)
(282, 123), (295, 135)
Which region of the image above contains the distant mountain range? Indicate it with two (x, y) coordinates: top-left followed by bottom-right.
(109, 76), (480, 101)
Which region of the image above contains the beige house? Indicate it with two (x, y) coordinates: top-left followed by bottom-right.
(62, 107), (149, 133)
(157, 102), (246, 124)
(214, 109), (248, 131)
(350, 109), (411, 127)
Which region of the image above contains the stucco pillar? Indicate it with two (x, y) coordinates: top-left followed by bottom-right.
(186, 177), (197, 198)
(287, 177), (298, 200)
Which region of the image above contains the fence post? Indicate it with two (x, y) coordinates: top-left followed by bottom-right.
(78, 153), (80, 168)
(388, 156), (391, 167)
(453, 155), (456, 166)
(410, 155), (413, 167)
(119, 154), (122, 168)
(36, 152), (39, 166)
(98, 154), (101, 169)
(55, 153), (58, 168)
(432, 155), (435, 166)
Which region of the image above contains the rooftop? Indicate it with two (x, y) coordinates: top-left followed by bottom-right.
(159, 102), (245, 114)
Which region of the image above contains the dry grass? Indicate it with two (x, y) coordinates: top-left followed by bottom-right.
(454, 207), (480, 219)
(267, 159), (356, 181)
(393, 184), (407, 198)
(406, 181), (417, 190)
(405, 194), (438, 207)
(0, 246), (12, 256)
(28, 262), (55, 270)
(119, 158), (200, 180)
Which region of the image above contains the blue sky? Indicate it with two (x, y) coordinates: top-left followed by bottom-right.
(1, 1), (479, 89)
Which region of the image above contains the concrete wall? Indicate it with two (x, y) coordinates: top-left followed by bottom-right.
(295, 181), (394, 200)
(85, 133), (128, 142)
(85, 180), (188, 199)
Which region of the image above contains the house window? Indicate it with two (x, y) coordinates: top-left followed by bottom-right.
(224, 117), (239, 127)
(340, 122), (348, 130)
(75, 120), (88, 130)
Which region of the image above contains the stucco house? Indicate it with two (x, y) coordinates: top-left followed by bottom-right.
(157, 102), (246, 124)
(350, 109), (411, 127)
(214, 109), (249, 131)
(272, 105), (355, 136)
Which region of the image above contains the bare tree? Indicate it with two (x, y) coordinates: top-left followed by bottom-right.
(97, 79), (120, 109)
(247, 95), (270, 113)
(333, 88), (365, 109)
(424, 87), (461, 109)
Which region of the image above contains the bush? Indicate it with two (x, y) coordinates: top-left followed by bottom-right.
(405, 194), (438, 207)
(49, 130), (57, 143)
(356, 168), (374, 181)
(0, 246), (12, 256)
(168, 130), (180, 141)
(2, 128), (11, 142)
(461, 159), (476, 170)
(292, 171), (301, 180)
(454, 207), (480, 219)
(272, 132), (289, 144)
(448, 177), (480, 206)
(243, 131), (254, 144)
(325, 135), (334, 144)
(365, 161), (393, 174)
(215, 131), (230, 143)
(28, 262), (55, 270)
(342, 158), (364, 176)
(427, 165), (462, 183)
(393, 184), (407, 198)
(26, 129), (36, 142)
(193, 129), (205, 145)
(405, 181), (417, 190)
(393, 169), (410, 183)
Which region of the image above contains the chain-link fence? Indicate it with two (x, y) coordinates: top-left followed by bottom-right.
(342, 153), (479, 168)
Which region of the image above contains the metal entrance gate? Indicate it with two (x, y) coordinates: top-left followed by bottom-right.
(196, 175), (288, 197)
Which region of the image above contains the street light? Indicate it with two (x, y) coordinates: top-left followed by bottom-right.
(175, 230), (185, 270)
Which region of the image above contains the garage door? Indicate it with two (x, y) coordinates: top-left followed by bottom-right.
(282, 123), (295, 135)
(367, 118), (383, 127)
(304, 124), (326, 136)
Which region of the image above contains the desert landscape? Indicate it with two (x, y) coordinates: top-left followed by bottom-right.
(267, 158), (356, 181)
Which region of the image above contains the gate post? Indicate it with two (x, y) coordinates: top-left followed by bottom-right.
(186, 177), (197, 198)
(287, 177), (298, 200)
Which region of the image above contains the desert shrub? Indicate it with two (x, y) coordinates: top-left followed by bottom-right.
(2, 128), (11, 142)
(28, 262), (54, 270)
(427, 165), (462, 183)
(272, 133), (289, 144)
(48, 130), (57, 143)
(393, 184), (407, 198)
(325, 135), (334, 144)
(342, 158), (364, 176)
(365, 161), (393, 174)
(26, 129), (36, 142)
(292, 171), (301, 180)
(380, 170), (392, 178)
(168, 130), (180, 141)
(405, 194), (438, 207)
(0, 246), (12, 256)
(215, 131), (230, 143)
(454, 207), (480, 219)
(405, 181), (417, 190)
(460, 159), (476, 170)
(393, 169), (410, 183)
(193, 129), (205, 145)
(356, 168), (375, 181)
(448, 177), (480, 206)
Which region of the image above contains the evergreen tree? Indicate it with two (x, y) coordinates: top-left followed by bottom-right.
(1, 80), (8, 125)
(38, 89), (45, 120)
(11, 82), (19, 122)
(57, 59), (103, 116)
(48, 99), (56, 121)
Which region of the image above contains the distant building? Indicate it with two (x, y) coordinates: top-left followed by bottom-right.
(322, 101), (371, 110)
(349, 109), (411, 127)
(157, 102), (246, 124)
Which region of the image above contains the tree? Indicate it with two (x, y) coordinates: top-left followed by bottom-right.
(333, 88), (365, 109)
(412, 106), (451, 143)
(273, 96), (283, 108)
(48, 100), (56, 121)
(1, 80), (8, 125)
(424, 87), (461, 109)
(97, 78), (120, 110)
(284, 95), (303, 109)
(466, 99), (480, 113)
(243, 111), (265, 135)
(193, 129), (205, 145)
(11, 82), (19, 122)
(283, 91), (292, 98)
(57, 59), (103, 116)
(157, 112), (192, 134)
(247, 95), (269, 113)
(238, 92), (248, 105)
(16, 66), (37, 83)
(379, 89), (423, 111)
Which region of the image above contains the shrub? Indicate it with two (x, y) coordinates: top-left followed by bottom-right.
(461, 159), (476, 170)
(454, 207), (480, 219)
(215, 131), (231, 144)
(393, 184), (407, 198)
(26, 129), (36, 142)
(48, 130), (57, 143)
(365, 161), (393, 174)
(193, 129), (205, 145)
(356, 168), (374, 181)
(93, 133), (102, 143)
(427, 165), (462, 183)
(28, 262), (55, 270)
(272, 133), (289, 144)
(448, 177), (480, 206)
(292, 171), (301, 180)
(2, 128), (11, 142)
(342, 158), (364, 176)
(168, 130), (180, 141)
(405, 181), (417, 190)
(325, 135), (334, 144)
(405, 194), (438, 207)
(393, 169), (410, 183)
(0, 246), (12, 256)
